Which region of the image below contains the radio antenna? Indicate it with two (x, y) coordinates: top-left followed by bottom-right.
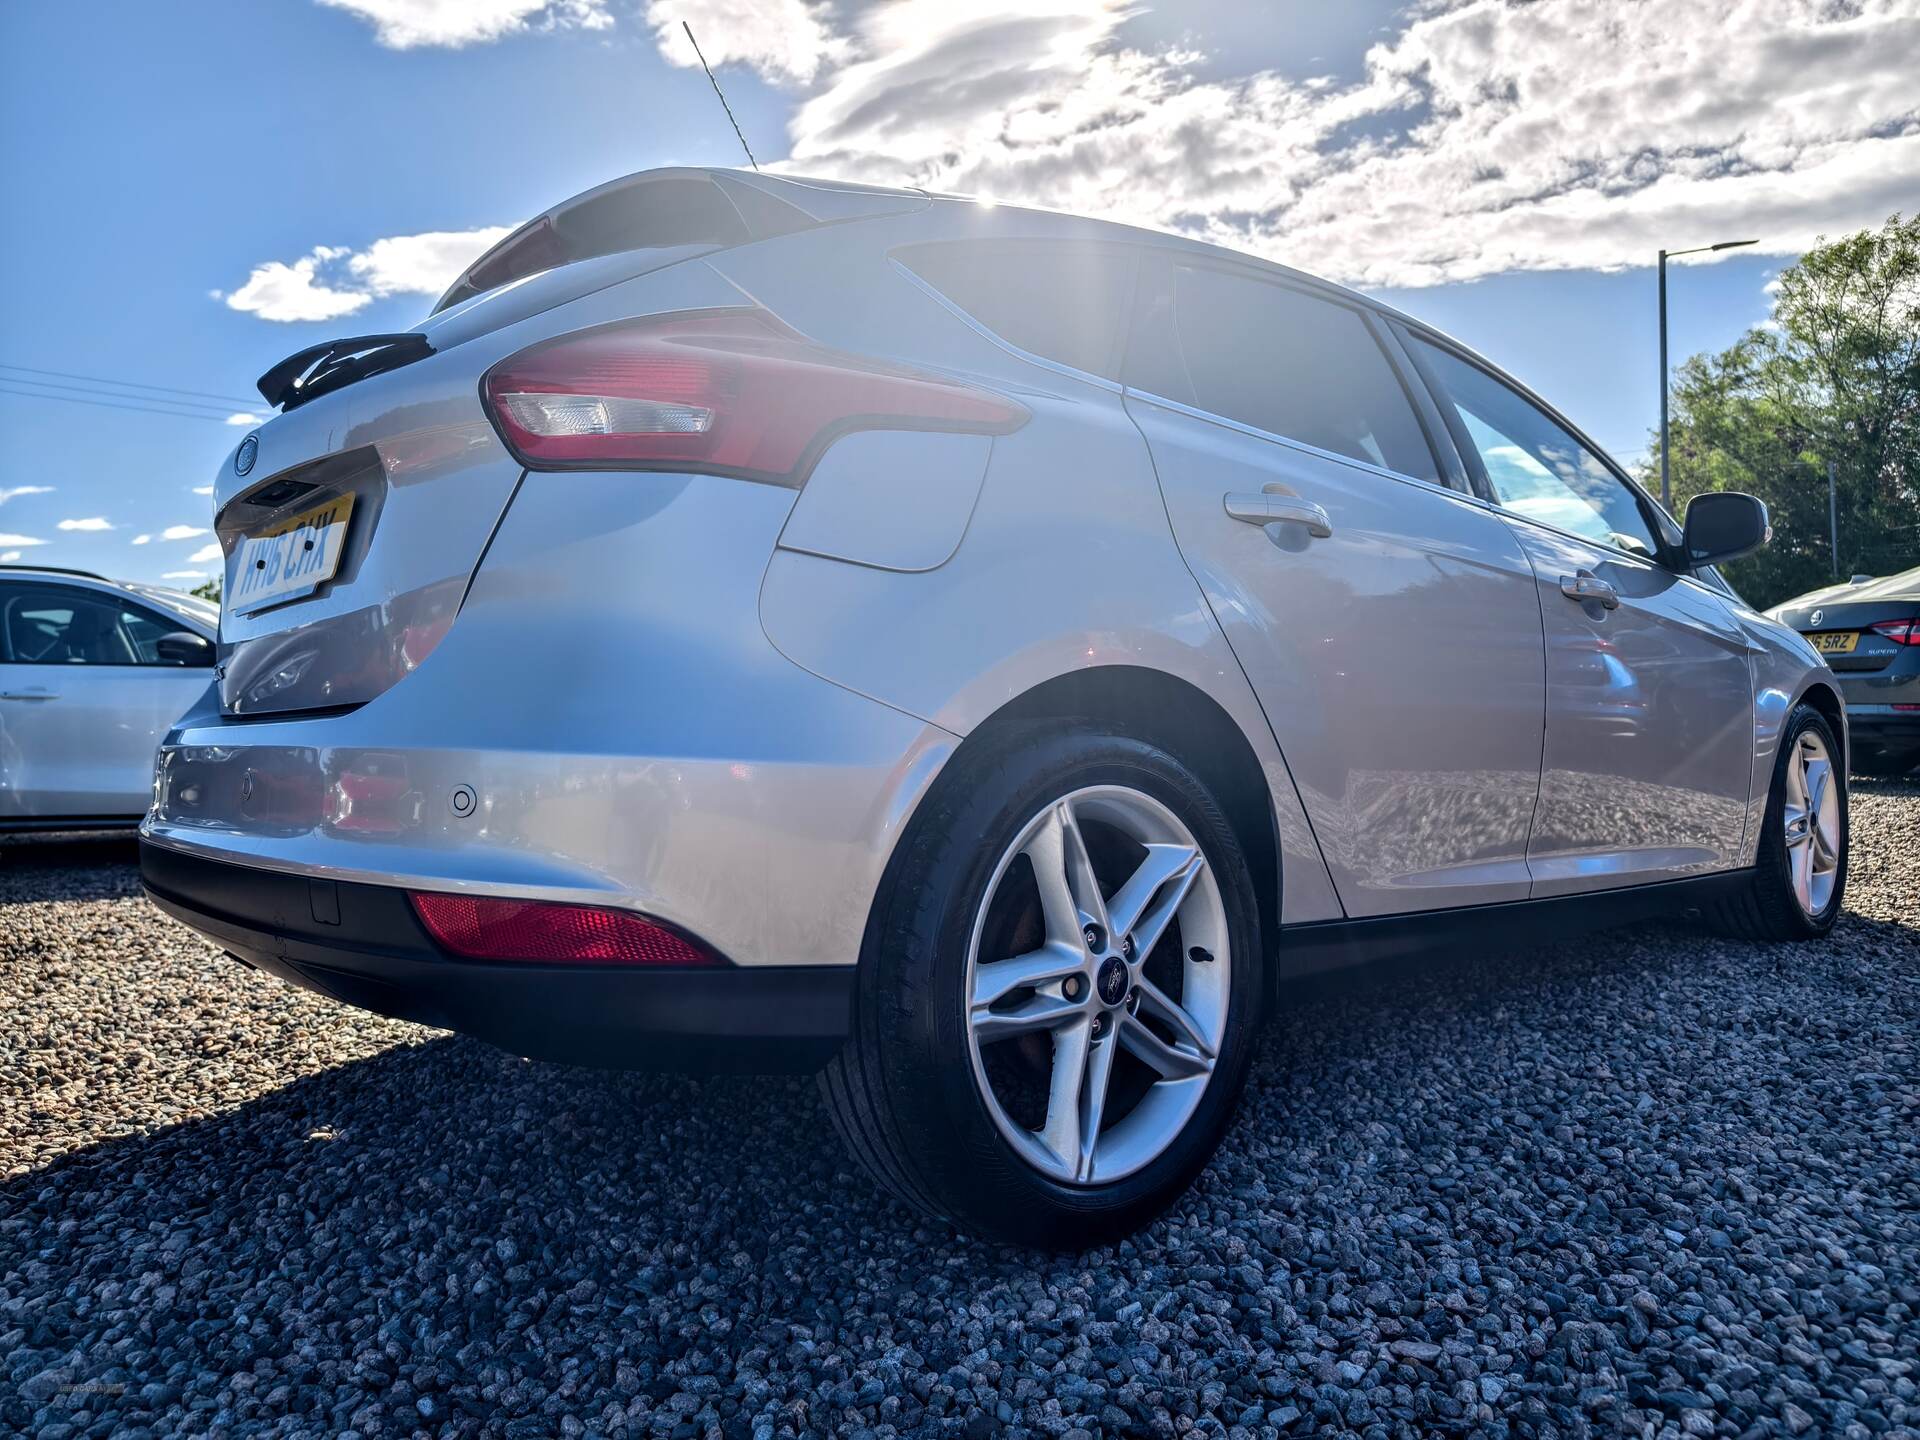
(682, 21), (760, 172)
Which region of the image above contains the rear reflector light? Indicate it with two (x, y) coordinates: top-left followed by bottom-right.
(410, 892), (720, 966)
(1869, 618), (1920, 645)
(481, 309), (1026, 484)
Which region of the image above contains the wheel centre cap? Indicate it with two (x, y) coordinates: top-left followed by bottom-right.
(1096, 955), (1129, 1007)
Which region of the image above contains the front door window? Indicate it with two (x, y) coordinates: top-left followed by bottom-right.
(1413, 339), (1661, 557)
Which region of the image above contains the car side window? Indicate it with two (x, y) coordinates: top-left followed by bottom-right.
(0, 584), (186, 666)
(1126, 262), (1440, 482)
(896, 240), (1139, 381)
(1412, 339), (1661, 559)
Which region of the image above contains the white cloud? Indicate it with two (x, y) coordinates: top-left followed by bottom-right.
(219, 247), (370, 323)
(131, 534), (152, 545)
(57, 516), (113, 532)
(221, 226), (511, 323)
(316, 0), (611, 49)
(0, 551), (19, 563)
(161, 570), (209, 581)
(187, 543), (224, 563)
(347, 227), (515, 296)
(0, 485), (52, 505)
(646, 0), (845, 85)
(225, 412), (261, 427)
(286, 0), (1920, 309)
(0, 533), (47, 547)
(192, 486), (214, 496)
(768, 0), (1920, 289)
(161, 524), (209, 541)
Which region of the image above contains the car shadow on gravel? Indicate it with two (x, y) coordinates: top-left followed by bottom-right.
(0, 833), (141, 906)
(7, 899), (1916, 1437)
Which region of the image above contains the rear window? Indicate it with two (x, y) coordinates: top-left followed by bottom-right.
(438, 176), (810, 313)
(897, 240), (1139, 381)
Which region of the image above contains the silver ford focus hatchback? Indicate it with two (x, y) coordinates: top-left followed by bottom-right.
(142, 168), (1848, 1246)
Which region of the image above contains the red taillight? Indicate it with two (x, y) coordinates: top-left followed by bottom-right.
(481, 310), (1026, 483)
(409, 892), (720, 966)
(1869, 618), (1920, 645)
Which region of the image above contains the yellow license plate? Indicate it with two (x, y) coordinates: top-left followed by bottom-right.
(1811, 631), (1858, 654)
(229, 492), (356, 615)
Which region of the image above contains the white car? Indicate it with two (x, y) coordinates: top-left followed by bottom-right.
(0, 566), (216, 830)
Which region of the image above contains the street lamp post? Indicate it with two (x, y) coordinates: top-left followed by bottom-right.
(1659, 238), (1758, 510)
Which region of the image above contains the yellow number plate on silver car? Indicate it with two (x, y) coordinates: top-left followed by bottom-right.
(229, 493), (356, 615)
(1810, 631), (1858, 654)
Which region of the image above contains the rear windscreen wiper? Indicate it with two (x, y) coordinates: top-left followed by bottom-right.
(256, 332), (435, 412)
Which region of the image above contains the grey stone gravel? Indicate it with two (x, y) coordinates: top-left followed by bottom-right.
(2, 786), (1916, 1438)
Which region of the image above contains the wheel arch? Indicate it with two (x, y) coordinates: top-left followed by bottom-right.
(1795, 677), (1847, 774)
(915, 664), (1284, 993)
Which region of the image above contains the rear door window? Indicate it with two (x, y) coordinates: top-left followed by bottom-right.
(1411, 338), (1661, 558)
(896, 240), (1139, 380)
(1127, 262), (1440, 482)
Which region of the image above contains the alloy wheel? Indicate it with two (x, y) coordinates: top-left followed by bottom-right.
(1782, 729), (1842, 917)
(963, 785), (1230, 1186)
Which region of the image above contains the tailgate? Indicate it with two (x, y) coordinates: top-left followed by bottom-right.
(212, 248), (760, 718)
(212, 349), (523, 716)
(208, 167), (930, 718)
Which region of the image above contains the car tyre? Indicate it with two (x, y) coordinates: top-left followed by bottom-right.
(820, 722), (1264, 1248)
(1710, 702), (1848, 941)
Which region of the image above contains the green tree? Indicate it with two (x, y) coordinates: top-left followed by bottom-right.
(189, 579), (221, 605)
(1653, 214), (1920, 607)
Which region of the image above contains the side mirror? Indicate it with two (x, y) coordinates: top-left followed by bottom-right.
(1682, 491), (1770, 569)
(155, 630), (216, 666)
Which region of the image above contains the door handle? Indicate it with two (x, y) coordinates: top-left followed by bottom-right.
(1223, 493), (1334, 538)
(0, 690), (59, 701)
(1559, 571), (1619, 609)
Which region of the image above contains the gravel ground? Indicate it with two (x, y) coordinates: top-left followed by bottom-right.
(2, 788), (1916, 1440)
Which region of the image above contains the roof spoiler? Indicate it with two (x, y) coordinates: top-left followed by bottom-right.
(256, 333), (435, 412)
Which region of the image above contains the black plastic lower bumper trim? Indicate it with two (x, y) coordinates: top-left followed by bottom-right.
(140, 842), (852, 1073)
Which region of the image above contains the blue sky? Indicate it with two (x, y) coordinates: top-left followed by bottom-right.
(2, 0), (1913, 587)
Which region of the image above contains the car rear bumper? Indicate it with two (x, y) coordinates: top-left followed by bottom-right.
(142, 468), (958, 972)
(1842, 703), (1920, 760)
(141, 843), (852, 1072)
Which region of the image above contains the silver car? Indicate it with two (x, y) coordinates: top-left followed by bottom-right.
(141, 168), (1848, 1246)
(1, 565), (216, 830)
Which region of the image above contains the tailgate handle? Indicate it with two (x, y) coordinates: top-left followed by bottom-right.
(1224, 493), (1333, 538)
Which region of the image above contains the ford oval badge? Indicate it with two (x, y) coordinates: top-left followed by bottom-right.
(235, 434), (258, 476)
